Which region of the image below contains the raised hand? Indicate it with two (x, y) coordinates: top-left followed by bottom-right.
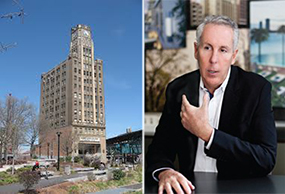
(180, 94), (213, 142)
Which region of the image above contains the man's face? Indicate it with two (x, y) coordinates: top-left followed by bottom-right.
(194, 24), (238, 93)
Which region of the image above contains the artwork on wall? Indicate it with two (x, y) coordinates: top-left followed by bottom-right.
(189, 0), (249, 29)
(145, 0), (188, 49)
(250, 0), (285, 109)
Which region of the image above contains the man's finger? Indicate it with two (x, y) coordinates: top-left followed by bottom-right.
(165, 183), (174, 194)
(171, 181), (184, 194)
(188, 180), (195, 190)
(180, 180), (192, 194)
(158, 184), (164, 194)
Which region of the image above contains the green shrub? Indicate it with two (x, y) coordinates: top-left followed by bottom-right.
(74, 156), (81, 163)
(68, 185), (80, 194)
(15, 166), (33, 174)
(66, 156), (72, 162)
(18, 171), (40, 191)
(0, 172), (19, 185)
(113, 169), (125, 180)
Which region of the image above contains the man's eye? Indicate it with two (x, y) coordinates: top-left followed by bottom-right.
(204, 46), (211, 50)
(221, 49), (227, 53)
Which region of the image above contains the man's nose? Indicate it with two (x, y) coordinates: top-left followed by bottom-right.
(210, 50), (218, 64)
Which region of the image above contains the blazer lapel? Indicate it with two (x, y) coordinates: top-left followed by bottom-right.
(218, 66), (240, 133)
(186, 70), (200, 107)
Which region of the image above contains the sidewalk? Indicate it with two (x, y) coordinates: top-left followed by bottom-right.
(87, 183), (142, 194)
(0, 171), (90, 194)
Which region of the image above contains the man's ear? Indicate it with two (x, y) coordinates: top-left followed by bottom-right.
(231, 49), (238, 64)
(194, 42), (198, 60)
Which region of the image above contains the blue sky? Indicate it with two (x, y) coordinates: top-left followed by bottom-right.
(0, 0), (143, 138)
(250, 0), (285, 30)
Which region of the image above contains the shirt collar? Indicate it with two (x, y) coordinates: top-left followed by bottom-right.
(199, 66), (231, 93)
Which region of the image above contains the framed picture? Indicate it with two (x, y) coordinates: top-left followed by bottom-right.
(145, 0), (188, 49)
(250, 0), (285, 118)
(189, 0), (249, 29)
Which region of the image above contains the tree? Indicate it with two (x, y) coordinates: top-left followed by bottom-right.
(59, 129), (79, 164)
(0, 94), (33, 174)
(61, 131), (75, 157)
(251, 28), (269, 63)
(19, 170), (40, 193)
(23, 108), (40, 158)
(145, 49), (187, 112)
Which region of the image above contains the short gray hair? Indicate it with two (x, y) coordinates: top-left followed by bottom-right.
(196, 15), (239, 51)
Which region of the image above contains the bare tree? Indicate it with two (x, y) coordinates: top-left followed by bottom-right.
(60, 130), (79, 163)
(37, 115), (52, 158)
(145, 49), (187, 112)
(23, 107), (40, 158)
(0, 94), (33, 174)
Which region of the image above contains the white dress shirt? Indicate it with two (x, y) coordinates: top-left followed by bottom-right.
(193, 67), (231, 172)
(152, 67), (231, 181)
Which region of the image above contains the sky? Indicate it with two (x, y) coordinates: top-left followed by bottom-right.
(250, 0), (285, 30)
(0, 0), (143, 138)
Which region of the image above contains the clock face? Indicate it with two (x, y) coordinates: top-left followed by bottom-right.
(83, 30), (90, 37)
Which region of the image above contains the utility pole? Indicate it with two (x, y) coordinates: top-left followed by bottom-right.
(56, 132), (62, 171)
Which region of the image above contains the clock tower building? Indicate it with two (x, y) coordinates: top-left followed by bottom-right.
(39, 24), (106, 162)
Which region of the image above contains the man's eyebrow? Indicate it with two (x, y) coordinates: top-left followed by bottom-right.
(220, 45), (230, 49)
(201, 42), (212, 46)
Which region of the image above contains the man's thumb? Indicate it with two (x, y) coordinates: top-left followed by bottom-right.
(202, 92), (210, 110)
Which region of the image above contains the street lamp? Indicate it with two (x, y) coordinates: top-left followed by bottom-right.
(56, 132), (62, 171)
(47, 143), (50, 159)
(39, 144), (41, 158)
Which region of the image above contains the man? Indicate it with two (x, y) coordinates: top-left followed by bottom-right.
(146, 15), (277, 194)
